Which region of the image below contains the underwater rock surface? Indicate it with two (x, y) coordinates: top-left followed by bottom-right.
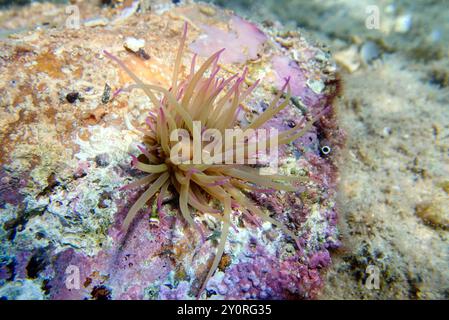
(0, 1), (342, 299)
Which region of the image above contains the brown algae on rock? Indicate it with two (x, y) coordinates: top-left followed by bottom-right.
(415, 201), (449, 230)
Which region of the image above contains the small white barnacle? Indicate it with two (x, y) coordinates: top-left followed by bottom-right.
(321, 145), (331, 155)
(319, 139), (332, 156)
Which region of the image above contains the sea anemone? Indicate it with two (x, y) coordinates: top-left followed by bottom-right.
(104, 23), (326, 296)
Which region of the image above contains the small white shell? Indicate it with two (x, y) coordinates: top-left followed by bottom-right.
(124, 37), (145, 53)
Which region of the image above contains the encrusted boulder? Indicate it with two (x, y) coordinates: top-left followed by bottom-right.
(0, 1), (342, 300)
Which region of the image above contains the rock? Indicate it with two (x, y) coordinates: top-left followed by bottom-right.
(395, 14), (413, 33)
(0, 1), (341, 300)
(334, 46), (360, 73)
(66, 91), (80, 104)
(84, 17), (109, 28)
(110, 0), (140, 25)
(95, 153), (110, 167)
(360, 41), (381, 65)
(415, 201), (449, 229)
(124, 37), (145, 53)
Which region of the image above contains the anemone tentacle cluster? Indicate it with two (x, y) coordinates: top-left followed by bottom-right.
(105, 23), (326, 294)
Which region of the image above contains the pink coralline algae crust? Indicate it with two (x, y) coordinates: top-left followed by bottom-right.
(271, 55), (325, 109)
(46, 212), (337, 300)
(44, 139), (340, 300)
(190, 15), (267, 64)
(0, 171), (28, 209)
(272, 56), (307, 96)
(206, 244), (324, 299)
(42, 120), (341, 300)
(48, 200), (179, 300)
